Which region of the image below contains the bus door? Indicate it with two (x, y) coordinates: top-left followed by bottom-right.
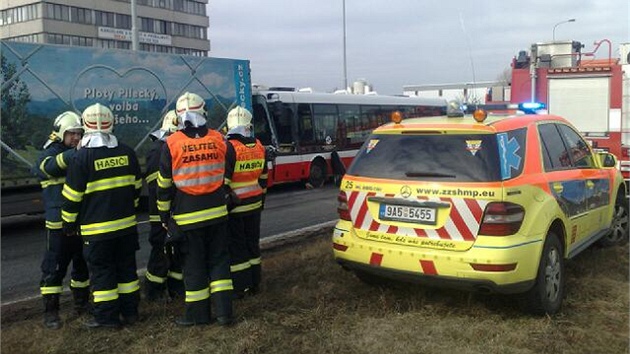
(266, 96), (303, 183)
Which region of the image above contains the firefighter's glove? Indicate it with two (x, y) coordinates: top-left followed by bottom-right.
(165, 218), (185, 244)
(63, 222), (78, 237)
(225, 190), (241, 211)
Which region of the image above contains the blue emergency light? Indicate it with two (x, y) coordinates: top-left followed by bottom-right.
(518, 102), (546, 114)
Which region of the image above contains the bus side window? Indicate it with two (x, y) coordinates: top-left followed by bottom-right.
(298, 103), (314, 144)
(312, 104), (338, 145)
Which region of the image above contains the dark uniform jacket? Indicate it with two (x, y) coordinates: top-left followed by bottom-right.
(33, 142), (76, 230)
(157, 126), (235, 232)
(145, 138), (165, 224)
(61, 143), (142, 241)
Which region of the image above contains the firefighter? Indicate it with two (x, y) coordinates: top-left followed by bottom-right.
(144, 110), (184, 301)
(157, 92), (236, 326)
(34, 111), (90, 329)
(61, 103), (142, 329)
(225, 106), (268, 298)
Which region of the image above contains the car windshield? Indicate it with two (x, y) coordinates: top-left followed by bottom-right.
(348, 133), (502, 182)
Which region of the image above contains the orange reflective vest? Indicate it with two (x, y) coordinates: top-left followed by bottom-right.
(228, 139), (265, 200)
(167, 130), (227, 196)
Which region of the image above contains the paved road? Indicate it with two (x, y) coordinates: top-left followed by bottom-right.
(1, 183), (339, 304)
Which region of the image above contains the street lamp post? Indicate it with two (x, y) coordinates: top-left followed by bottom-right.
(342, 0), (348, 91)
(552, 18), (576, 41)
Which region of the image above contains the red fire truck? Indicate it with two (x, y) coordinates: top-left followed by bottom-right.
(510, 39), (630, 185)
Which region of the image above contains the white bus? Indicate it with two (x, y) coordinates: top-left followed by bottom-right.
(250, 89), (447, 187)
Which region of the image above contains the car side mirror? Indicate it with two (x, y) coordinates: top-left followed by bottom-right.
(598, 152), (617, 168)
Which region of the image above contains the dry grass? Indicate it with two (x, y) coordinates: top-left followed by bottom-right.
(2, 230), (628, 354)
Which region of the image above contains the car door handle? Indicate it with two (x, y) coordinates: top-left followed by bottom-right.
(586, 180), (594, 188)
(552, 183), (563, 194)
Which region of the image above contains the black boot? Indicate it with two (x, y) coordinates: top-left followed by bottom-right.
(143, 280), (165, 302)
(167, 278), (185, 300)
(72, 288), (91, 315)
(43, 294), (61, 329)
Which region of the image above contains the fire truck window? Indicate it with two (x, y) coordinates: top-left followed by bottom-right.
(557, 124), (595, 168)
(538, 123), (572, 170)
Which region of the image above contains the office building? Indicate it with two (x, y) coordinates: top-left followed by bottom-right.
(0, 0), (210, 56)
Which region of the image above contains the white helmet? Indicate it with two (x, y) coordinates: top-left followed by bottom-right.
(45, 111), (83, 147)
(160, 110), (179, 133)
(176, 92), (207, 128)
(82, 103), (114, 134)
(227, 106), (253, 130)
(176, 92), (206, 116)
(52, 111), (83, 140)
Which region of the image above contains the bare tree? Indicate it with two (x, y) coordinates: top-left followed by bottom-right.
(496, 67), (512, 86)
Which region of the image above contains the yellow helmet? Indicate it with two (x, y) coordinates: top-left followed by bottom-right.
(160, 110), (179, 133)
(52, 111), (83, 141)
(176, 92), (206, 116)
(227, 106), (253, 130)
(82, 103), (114, 134)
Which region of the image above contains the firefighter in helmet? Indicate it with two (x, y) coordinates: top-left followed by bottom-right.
(225, 106), (268, 298)
(34, 111), (90, 329)
(61, 103), (143, 328)
(144, 110), (184, 301)
(157, 92), (236, 326)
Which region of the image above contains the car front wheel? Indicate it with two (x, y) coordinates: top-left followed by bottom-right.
(519, 232), (564, 315)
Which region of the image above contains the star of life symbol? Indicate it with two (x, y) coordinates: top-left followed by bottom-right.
(400, 185), (412, 198)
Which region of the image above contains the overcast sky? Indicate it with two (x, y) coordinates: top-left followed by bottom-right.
(208, 0), (629, 95)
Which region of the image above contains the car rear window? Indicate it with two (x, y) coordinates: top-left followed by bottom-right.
(348, 133), (505, 182)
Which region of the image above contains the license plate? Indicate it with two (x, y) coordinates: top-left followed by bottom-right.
(379, 204), (436, 224)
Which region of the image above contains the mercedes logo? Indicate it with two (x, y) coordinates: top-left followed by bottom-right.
(400, 185), (412, 198)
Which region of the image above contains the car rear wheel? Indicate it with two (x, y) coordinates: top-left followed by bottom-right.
(598, 193), (629, 247)
(519, 232), (564, 315)
(306, 159), (326, 189)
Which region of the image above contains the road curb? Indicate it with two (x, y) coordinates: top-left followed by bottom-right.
(1, 220), (338, 307)
(260, 220), (337, 251)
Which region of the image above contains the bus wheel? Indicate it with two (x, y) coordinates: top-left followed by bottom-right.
(307, 159), (326, 189)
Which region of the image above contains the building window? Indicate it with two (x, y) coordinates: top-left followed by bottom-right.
(95, 10), (114, 27)
(116, 13), (131, 29)
(154, 19), (170, 34)
(1, 4), (41, 26)
(47, 3), (70, 21)
(70, 7), (92, 25)
(5, 33), (43, 43)
(140, 17), (154, 32)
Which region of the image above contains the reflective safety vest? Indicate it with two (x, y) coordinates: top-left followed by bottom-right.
(167, 130), (227, 196)
(229, 139), (265, 200)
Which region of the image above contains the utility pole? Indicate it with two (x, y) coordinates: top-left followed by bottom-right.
(131, 0), (139, 50)
(342, 0), (348, 91)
